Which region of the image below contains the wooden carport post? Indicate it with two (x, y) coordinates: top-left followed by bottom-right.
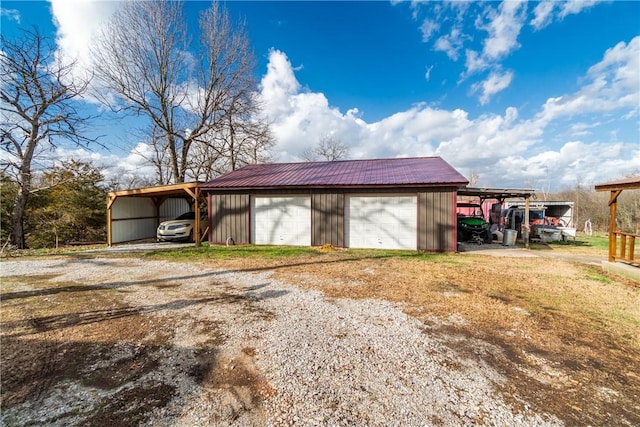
(182, 185), (202, 247)
(606, 190), (622, 262)
(107, 193), (117, 246)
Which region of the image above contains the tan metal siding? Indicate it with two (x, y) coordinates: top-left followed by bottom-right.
(311, 193), (344, 247)
(159, 198), (190, 222)
(111, 197), (156, 243)
(418, 191), (455, 251)
(209, 194), (250, 244)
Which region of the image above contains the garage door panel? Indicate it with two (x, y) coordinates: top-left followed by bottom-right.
(347, 195), (417, 250)
(252, 197), (311, 246)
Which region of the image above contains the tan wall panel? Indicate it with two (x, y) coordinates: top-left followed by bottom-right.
(209, 194), (250, 244)
(312, 193), (344, 247)
(418, 191), (455, 251)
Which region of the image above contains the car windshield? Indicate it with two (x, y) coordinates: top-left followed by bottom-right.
(175, 212), (195, 220)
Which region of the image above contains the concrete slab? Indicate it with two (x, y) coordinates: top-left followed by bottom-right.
(601, 261), (640, 282)
(84, 241), (195, 253)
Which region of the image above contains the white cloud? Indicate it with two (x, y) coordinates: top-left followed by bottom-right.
(255, 49), (638, 191)
(480, 0), (527, 61)
(531, 0), (601, 30)
(537, 37), (640, 124)
(53, 145), (157, 185)
(1, 8), (21, 23)
(420, 18), (439, 42)
(530, 1), (555, 30)
(559, 0), (601, 19)
(472, 70), (514, 105)
(458, 1), (526, 99)
(49, 0), (117, 79)
(434, 27), (465, 61)
(464, 49), (488, 76)
(424, 65), (434, 81)
(405, 0), (607, 106)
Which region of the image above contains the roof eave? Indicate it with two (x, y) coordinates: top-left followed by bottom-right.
(201, 182), (468, 192)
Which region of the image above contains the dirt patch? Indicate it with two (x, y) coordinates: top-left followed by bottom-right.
(0, 263), (271, 426)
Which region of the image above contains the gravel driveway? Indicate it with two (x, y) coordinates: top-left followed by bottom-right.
(1, 257), (561, 426)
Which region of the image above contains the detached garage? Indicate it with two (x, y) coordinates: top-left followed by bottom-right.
(201, 157), (468, 251)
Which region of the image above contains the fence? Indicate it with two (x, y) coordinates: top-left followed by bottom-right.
(611, 230), (639, 265)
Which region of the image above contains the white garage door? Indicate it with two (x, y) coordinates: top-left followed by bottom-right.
(346, 195), (417, 250)
(252, 196), (311, 246)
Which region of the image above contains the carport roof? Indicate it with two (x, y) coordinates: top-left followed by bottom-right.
(594, 177), (640, 192)
(458, 186), (536, 200)
(201, 157), (468, 190)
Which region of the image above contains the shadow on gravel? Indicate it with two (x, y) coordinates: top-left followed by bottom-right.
(2, 286), (287, 337)
(0, 271), (226, 301)
(2, 296), (226, 337)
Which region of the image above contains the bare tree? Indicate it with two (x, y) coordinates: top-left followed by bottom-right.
(466, 170), (480, 187)
(131, 125), (173, 185)
(92, 1), (268, 183)
(215, 100), (275, 171)
(301, 135), (349, 161)
(0, 28), (96, 248)
(187, 117), (274, 182)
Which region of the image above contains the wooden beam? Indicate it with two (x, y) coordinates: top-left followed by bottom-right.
(183, 187), (197, 200)
(608, 189), (622, 206)
(109, 182), (201, 198)
(107, 194), (117, 210)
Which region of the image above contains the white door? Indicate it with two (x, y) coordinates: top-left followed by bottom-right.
(252, 196), (311, 246)
(346, 195), (417, 250)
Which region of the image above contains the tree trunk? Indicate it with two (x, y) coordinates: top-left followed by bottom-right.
(10, 131), (37, 249)
(11, 185), (28, 249)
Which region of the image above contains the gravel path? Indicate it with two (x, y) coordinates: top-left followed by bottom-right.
(1, 258), (561, 426)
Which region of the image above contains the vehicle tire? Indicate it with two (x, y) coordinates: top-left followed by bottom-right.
(188, 230), (194, 242)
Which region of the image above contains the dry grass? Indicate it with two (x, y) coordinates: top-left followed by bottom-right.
(194, 248), (640, 425)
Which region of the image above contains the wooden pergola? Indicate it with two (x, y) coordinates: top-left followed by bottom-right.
(107, 182), (206, 247)
(594, 177), (640, 264)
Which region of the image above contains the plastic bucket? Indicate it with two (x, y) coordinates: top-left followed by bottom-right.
(502, 229), (517, 246)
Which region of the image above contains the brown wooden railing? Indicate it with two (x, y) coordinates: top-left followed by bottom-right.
(610, 231), (639, 265)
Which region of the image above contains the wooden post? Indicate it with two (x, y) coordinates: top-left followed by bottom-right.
(195, 187), (201, 247)
(524, 196), (530, 249)
(106, 194), (116, 247)
(608, 190), (620, 262)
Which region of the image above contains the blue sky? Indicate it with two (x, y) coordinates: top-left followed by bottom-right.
(1, 0), (639, 192)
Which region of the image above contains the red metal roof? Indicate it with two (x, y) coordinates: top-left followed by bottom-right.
(201, 157), (468, 189)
